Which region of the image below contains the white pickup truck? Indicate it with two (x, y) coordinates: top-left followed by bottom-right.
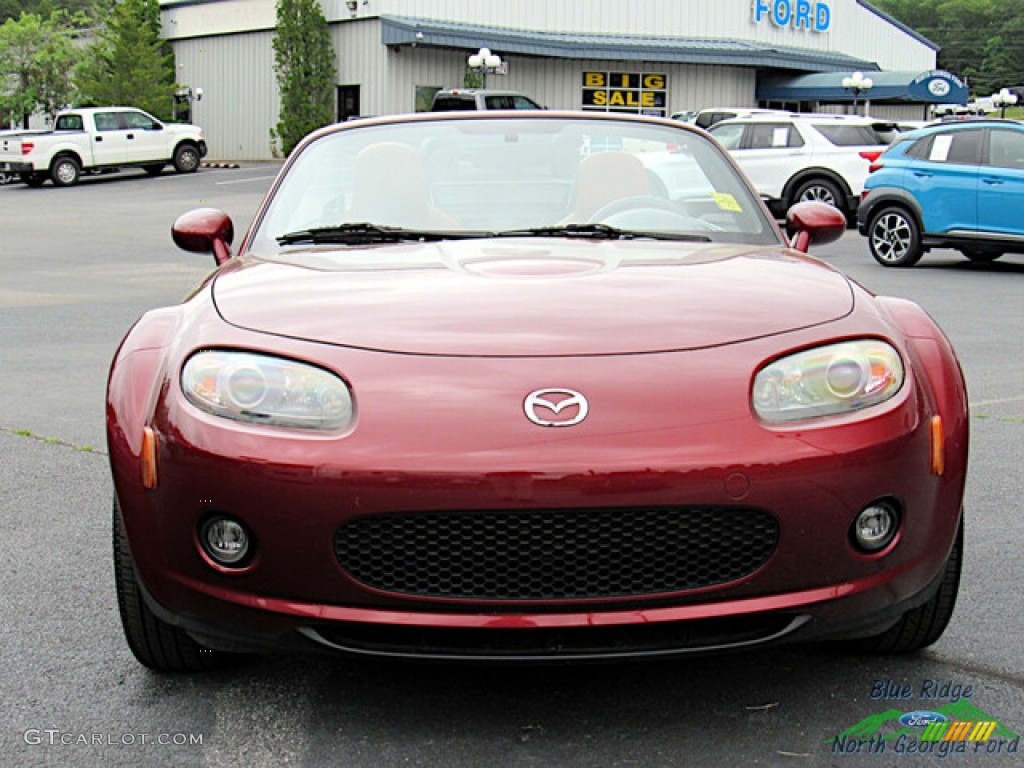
(0, 107), (207, 187)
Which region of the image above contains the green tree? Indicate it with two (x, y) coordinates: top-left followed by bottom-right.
(74, 0), (176, 118)
(271, 0), (336, 156)
(980, 15), (1024, 94)
(1, 2), (100, 24)
(0, 11), (77, 127)
(873, 0), (1024, 95)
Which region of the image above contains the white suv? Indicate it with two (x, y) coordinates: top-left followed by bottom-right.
(707, 114), (893, 218)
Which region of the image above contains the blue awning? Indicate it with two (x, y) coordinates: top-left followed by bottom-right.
(757, 70), (968, 104)
(381, 16), (878, 72)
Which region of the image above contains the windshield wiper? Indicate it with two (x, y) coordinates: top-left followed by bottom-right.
(276, 222), (482, 246)
(276, 222), (713, 246)
(497, 223), (712, 242)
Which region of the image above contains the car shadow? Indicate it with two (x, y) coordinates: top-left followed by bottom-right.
(126, 641), (996, 764)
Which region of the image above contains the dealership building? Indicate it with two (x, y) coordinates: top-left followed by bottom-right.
(159, 0), (966, 160)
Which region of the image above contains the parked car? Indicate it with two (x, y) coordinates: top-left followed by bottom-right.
(858, 118), (1024, 267)
(692, 107), (792, 130)
(0, 106), (205, 187)
(429, 89), (542, 111)
(108, 110), (966, 672)
(707, 113), (895, 218)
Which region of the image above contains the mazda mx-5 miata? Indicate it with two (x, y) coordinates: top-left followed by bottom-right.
(108, 111), (968, 672)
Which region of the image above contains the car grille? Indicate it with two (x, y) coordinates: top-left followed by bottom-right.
(335, 506), (778, 601)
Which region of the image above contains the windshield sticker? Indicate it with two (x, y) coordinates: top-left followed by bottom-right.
(930, 135), (954, 162)
(713, 193), (743, 212)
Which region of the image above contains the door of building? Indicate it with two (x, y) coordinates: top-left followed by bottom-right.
(337, 86), (360, 122)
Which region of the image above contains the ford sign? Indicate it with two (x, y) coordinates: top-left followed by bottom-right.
(899, 711), (948, 728)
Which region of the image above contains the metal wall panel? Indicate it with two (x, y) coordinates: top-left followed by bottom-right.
(163, 1), (937, 159)
(164, 0), (936, 73)
(174, 32), (278, 160)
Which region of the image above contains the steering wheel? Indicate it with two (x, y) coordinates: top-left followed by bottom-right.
(587, 195), (720, 231)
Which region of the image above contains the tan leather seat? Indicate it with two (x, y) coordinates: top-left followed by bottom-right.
(562, 151), (650, 223)
(347, 142), (456, 229)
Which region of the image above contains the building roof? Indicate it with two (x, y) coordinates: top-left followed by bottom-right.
(757, 69), (969, 104)
(381, 16), (879, 73)
(856, 0), (939, 51)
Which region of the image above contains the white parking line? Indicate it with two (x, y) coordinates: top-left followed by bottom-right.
(215, 175), (279, 186)
(971, 395), (1024, 407)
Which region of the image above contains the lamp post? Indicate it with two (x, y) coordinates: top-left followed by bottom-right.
(467, 47), (502, 90)
(842, 71), (874, 115)
(992, 88), (1018, 118)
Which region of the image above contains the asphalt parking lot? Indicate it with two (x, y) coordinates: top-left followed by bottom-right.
(2, 165), (1023, 767)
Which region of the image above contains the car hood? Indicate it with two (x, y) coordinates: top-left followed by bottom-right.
(213, 239), (854, 356)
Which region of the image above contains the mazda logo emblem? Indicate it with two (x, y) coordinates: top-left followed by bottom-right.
(524, 388), (589, 427)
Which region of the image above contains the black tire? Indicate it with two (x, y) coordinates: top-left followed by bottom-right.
(50, 155), (81, 187)
(21, 172), (45, 187)
(143, 163), (165, 177)
(867, 205), (924, 267)
(172, 144), (201, 174)
(792, 178), (845, 213)
(113, 497), (224, 673)
(852, 521), (962, 654)
(960, 247), (1002, 263)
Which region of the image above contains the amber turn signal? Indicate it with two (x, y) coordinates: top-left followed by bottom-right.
(141, 427), (158, 489)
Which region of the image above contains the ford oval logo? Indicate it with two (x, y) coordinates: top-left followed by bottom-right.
(524, 388), (589, 427)
(899, 711), (948, 728)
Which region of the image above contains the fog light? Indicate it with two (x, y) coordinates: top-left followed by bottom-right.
(200, 516), (251, 566)
(852, 502), (899, 552)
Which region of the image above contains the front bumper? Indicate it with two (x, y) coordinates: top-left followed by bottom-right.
(133, 552), (954, 660)
(111, 356), (966, 660)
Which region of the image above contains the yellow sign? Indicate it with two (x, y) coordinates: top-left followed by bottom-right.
(582, 71), (667, 116)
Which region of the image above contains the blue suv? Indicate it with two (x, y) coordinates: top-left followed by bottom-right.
(857, 119), (1024, 267)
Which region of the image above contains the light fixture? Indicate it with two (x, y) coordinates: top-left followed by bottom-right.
(346, 0), (357, 16)
(851, 501), (900, 552)
(467, 47), (502, 89)
(841, 71), (873, 115)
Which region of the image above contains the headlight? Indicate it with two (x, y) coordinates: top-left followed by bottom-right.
(182, 350), (353, 430)
(752, 340), (904, 422)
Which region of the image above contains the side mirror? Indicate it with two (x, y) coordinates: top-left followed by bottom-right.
(172, 208), (235, 265)
(785, 201), (847, 253)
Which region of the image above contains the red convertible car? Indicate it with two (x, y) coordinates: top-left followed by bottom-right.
(108, 111), (967, 672)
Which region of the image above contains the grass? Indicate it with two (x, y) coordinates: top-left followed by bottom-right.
(983, 106), (1024, 119)
(1, 426), (106, 455)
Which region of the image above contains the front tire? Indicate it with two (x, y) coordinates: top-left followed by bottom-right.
(172, 144), (201, 174)
(50, 155), (81, 187)
(852, 521), (962, 654)
(113, 497), (224, 673)
(868, 206), (923, 267)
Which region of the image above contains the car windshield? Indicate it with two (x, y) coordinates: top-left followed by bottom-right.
(248, 115), (778, 256)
